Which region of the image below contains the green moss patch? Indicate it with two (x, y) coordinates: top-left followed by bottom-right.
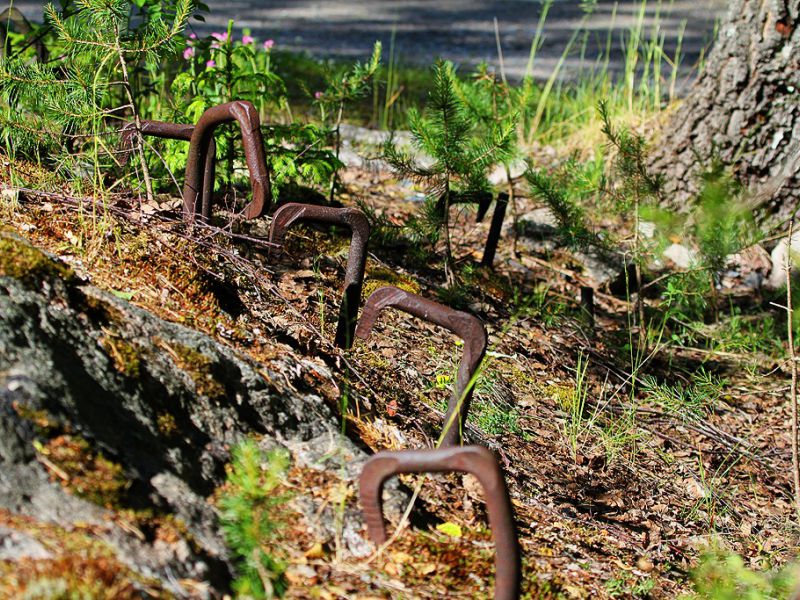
(157, 339), (226, 400)
(0, 232), (75, 285)
(362, 266), (421, 298)
(37, 434), (129, 509)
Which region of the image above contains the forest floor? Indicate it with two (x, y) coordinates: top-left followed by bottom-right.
(2, 134), (797, 597)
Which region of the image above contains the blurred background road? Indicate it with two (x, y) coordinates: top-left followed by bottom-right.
(14, 1), (726, 84)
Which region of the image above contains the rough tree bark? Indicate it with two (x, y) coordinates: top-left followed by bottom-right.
(650, 0), (800, 222)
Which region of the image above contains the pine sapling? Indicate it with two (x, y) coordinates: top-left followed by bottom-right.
(0, 0), (192, 201)
(384, 60), (514, 285)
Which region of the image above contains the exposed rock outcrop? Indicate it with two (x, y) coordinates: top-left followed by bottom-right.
(0, 231), (372, 596)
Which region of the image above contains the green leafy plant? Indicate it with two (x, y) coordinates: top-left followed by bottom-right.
(314, 41), (381, 200)
(605, 572), (655, 598)
(219, 439), (291, 599)
(687, 547), (799, 599)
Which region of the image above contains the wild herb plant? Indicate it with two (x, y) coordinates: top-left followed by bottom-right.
(169, 24), (283, 198)
(314, 42), (381, 200)
(219, 439), (290, 599)
(384, 60), (515, 285)
(0, 0), (192, 200)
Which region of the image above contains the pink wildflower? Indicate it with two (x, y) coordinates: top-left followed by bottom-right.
(263, 39), (275, 50)
(242, 34), (254, 45)
(189, 33), (197, 40)
(211, 32), (229, 42)
(314, 91), (323, 99)
(206, 60), (216, 68)
(183, 46), (195, 60)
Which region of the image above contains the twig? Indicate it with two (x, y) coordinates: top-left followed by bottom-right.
(786, 217), (800, 520)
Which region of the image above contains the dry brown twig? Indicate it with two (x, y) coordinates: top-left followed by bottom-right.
(786, 217), (800, 520)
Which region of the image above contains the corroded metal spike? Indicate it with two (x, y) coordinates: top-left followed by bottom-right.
(183, 101), (271, 221)
(269, 203), (370, 349)
(355, 286), (487, 446)
(359, 445), (521, 600)
(435, 191), (509, 268)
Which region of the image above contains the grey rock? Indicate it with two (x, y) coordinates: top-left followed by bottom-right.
(575, 248), (625, 287)
(638, 221), (656, 239)
(0, 526), (52, 560)
(338, 124), (413, 149)
(0, 232), (368, 594)
(663, 243), (698, 269)
(514, 208), (560, 252)
(487, 159), (527, 186)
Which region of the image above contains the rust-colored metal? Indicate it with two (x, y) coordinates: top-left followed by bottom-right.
(269, 203), (370, 349)
(183, 101), (271, 221)
(121, 120), (216, 219)
(435, 191), (509, 268)
(354, 286), (487, 446)
(359, 445), (521, 600)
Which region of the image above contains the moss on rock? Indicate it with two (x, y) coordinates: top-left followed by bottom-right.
(0, 231), (75, 286)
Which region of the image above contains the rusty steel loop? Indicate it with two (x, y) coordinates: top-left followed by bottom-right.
(120, 120), (216, 220)
(183, 101), (271, 222)
(354, 286), (487, 446)
(359, 445), (521, 600)
(268, 203), (370, 349)
(435, 191), (509, 268)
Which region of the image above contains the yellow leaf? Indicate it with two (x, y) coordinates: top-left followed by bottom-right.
(391, 551), (414, 564)
(304, 542), (325, 559)
(436, 522), (462, 538)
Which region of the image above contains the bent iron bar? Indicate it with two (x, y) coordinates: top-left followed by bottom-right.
(268, 203), (370, 349)
(122, 100), (271, 222)
(354, 286), (487, 446)
(183, 101), (271, 221)
(435, 191), (509, 268)
(359, 445), (521, 600)
(120, 120), (216, 219)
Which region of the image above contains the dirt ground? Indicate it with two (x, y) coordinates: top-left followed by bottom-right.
(3, 146), (797, 597)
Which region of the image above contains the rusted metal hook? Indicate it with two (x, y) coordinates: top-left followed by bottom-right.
(183, 101), (271, 222)
(120, 120), (216, 219)
(359, 445), (521, 600)
(269, 203), (370, 349)
(435, 191), (509, 268)
(354, 286), (487, 446)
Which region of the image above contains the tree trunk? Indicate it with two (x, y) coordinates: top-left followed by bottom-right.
(650, 0), (800, 223)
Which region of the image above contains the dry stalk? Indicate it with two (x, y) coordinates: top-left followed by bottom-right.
(786, 218), (800, 520)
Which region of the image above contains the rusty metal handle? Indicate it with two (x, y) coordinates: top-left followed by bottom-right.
(183, 101), (271, 221)
(269, 202), (370, 349)
(359, 445), (521, 600)
(355, 286), (487, 446)
(120, 120), (216, 220)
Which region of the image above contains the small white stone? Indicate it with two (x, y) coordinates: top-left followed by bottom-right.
(662, 243), (697, 269)
(766, 232), (800, 289)
(638, 221), (656, 239)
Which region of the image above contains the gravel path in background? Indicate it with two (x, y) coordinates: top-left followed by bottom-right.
(14, 0), (726, 86)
